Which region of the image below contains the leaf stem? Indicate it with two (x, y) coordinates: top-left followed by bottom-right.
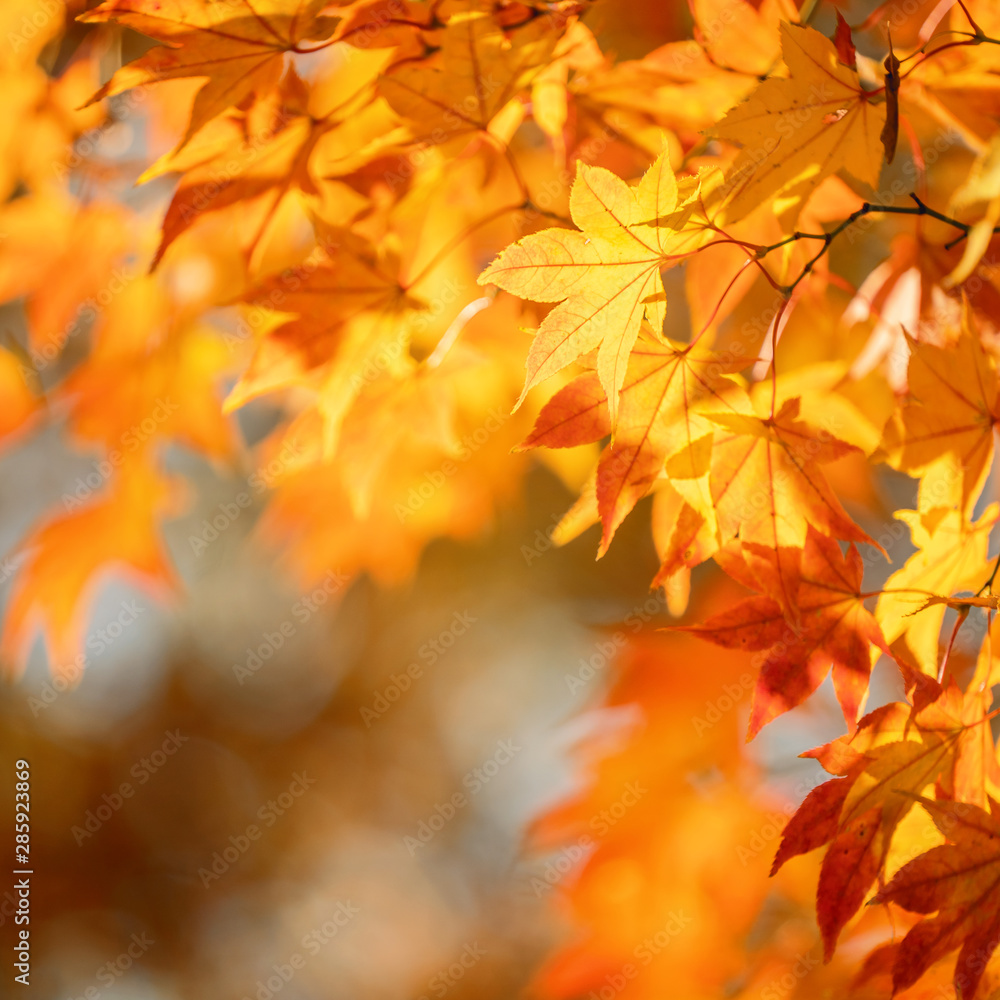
(977, 551), (1000, 596)
(938, 606), (970, 683)
(741, 194), (999, 297)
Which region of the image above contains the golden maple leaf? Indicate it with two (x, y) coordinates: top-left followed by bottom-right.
(479, 152), (710, 422)
(78, 0), (338, 151)
(712, 22), (887, 226)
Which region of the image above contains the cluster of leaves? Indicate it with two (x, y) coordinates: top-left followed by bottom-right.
(7, 0), (1000, 995)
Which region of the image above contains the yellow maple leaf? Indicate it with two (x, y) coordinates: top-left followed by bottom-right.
(876, 506), (997, 677)
(880, 308), (1000, 518)
(713, 22), (886, 226)
(594, 330), (748, 555)
(479, 153), (709, 423)
(379, 7), (563, 146)
(944, 134), (1000, 288)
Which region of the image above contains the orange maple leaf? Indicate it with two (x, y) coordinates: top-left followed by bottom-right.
(225, 227), (424, 454)
(594, 332), (747, 555)
(78, 0), (337, 151)
(708, 395), (878, 613)
(378, 5), (565, 146)
(676, 528), (890, 738)
(874, 796), (1000, 1000)
(773, 689), (996, 962)
(0, 466), (178, 677)
(516, 370), (611, 450)
(141, 54), (395, 268)
(517, 329), (748, 555)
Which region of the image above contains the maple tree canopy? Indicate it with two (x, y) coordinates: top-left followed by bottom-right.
(9, 0), (1000, 995)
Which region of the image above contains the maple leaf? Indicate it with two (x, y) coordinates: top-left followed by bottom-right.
(378, 6), (564, 146)
(518, 329), (748, 555)
(0, 465), (178, 676)
(676, 528), (890, 738)
(225, 227), (424, 455)
(712, 22), (887, 226)
(78, 0), (338, 151)
(880, 309), (1000, 517)
(945, 134), (1000, 288)
(517, 370), (611, 450)
(593, 332), (748, 556)
(876, 506), (997, 678)
(770, 772), (856, 877)
(480, 153), (712, 421)
(0, 194), (129, 359)
(140, 54), (396, 268)
(772, 689), (996, 961)
(61, 277), (236, 461)
(874, 796), (1000, 999)
(708, 395), (878, 613)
